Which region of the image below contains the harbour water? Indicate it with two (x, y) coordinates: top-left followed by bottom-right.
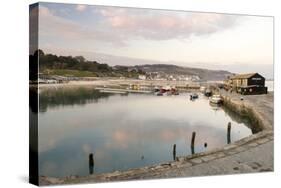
(37, 86), (255, 178)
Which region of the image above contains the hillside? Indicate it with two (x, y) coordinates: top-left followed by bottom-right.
(31, 50), (232, 81)
(133, 64), (232, 81)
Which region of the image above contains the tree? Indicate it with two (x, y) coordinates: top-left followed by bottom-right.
(34, 49), (145, 78)
(74, 56), (85, 63)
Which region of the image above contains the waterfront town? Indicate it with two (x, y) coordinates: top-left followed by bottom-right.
(36, 71), (274, 185)
(35, 71), (269, 96)
(30, 31), (274, 187)
(29, 2), (273, 186)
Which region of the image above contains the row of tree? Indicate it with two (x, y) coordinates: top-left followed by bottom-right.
(29, 49), (145, 79)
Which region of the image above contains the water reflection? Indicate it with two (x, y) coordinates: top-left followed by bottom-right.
(39, 87), (113, 112)
(38, 87), (255, 178)
(221, 105), (261, 134)
(209, 102), (222, 112)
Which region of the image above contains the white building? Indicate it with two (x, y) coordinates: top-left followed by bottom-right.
(138, 75), (146, 80)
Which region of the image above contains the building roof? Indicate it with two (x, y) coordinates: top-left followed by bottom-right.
(230, 73), (260, 79)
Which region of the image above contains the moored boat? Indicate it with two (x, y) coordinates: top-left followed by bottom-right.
(190, 93), (199, 100)
(209, 94), (223, 104)
(155, 92), (163, 96)
(204, 89), (212, 97)
(155, 86), (179, 96)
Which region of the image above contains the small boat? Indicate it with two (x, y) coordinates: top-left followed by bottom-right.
(154, 88), (160, 93)
(209, 94), (223, 104)
(171, 88), (179, 95)
(155, 92), (163, 96)
(155, 86), (179, 96)
(204, 89), (212, 97)
(190, 93), (199, 100)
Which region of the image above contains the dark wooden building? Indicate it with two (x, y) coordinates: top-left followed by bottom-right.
(224, 73), (267, 95)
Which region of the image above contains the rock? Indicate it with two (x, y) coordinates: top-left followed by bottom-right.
(190, 158), (203, 164)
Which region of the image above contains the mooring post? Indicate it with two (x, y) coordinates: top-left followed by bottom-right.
(89, 153), (94, 174)
(191, 132), (196, 155)
(227, 122), (231, 144)
(173, 144), (176, 161)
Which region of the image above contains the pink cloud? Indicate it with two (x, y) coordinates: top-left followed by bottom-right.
(98, 7), (238, 41)
(38, 5), (239, 48)
(38, 5), (128, 46)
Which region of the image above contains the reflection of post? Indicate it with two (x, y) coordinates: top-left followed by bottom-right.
(204, 142), (208, 148)
(227, 122), (231, 144)
(89, 153), (94, 175)
(173, 144), (176, 161)
(191, 132), (196, 155)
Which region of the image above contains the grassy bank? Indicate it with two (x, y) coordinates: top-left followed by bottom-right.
(42, 69), (98, 77)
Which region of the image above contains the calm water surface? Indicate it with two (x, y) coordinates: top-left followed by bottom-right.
(37, 86), (254, 177)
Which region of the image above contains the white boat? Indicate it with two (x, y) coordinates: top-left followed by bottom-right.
(210, 95), (223, 104)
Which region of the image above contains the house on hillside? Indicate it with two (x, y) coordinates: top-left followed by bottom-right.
(138, 75), (146, 80)
(224, 73), (267, 95)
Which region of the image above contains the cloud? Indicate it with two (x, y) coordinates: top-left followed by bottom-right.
(39, 6), (81, 39)
(98, 7), (238, 41)
(38, 5), (128, 46)
(38, 5), (239, 47)
(76, 4), (87, 12)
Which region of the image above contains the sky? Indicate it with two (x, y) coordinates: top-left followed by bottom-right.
(31, 2), (274, 78)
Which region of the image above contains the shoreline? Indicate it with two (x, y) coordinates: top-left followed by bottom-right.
(36, 79), (203, 88)
(39, 88), (274, 186)
(33, 79), (274, 92)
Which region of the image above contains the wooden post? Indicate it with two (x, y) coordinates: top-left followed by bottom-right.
(89, 153), (94, 174)
(227, 122), (231, 144)
(173, 144), (176, 161)
(204, 142), (208, 148)
(191, 132), (196, 155)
